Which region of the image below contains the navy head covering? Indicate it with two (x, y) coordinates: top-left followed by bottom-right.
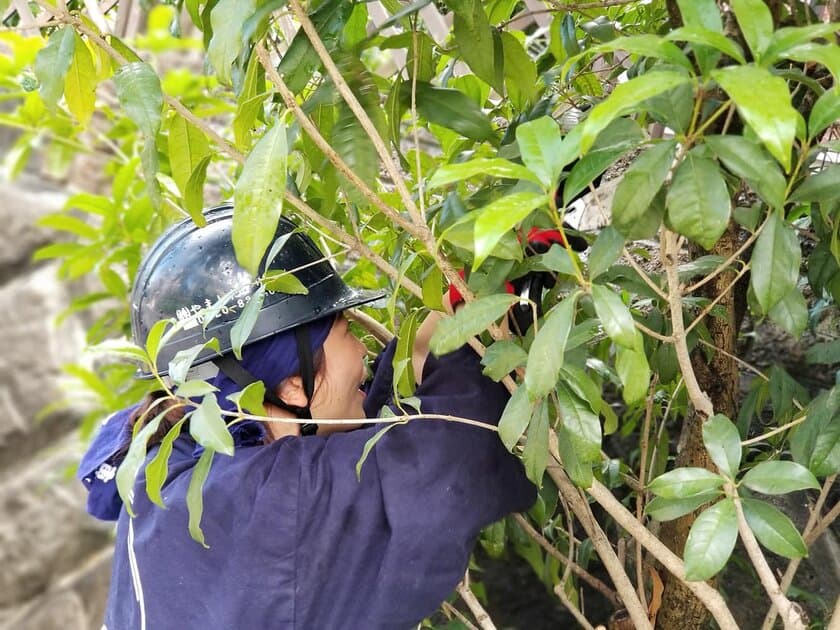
(78, 314), (336, 520)
(212, 315), (334, 445)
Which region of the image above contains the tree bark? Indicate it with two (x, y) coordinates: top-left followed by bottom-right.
(656, 222), (743, 630)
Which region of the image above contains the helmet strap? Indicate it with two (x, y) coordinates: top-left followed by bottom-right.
(294, 324), (318, 436)
(212, 351), (316, 436)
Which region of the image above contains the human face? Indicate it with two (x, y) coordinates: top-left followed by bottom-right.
(309, 314), (368, 431)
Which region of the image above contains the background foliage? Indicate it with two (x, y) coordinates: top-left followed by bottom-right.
(2, 0), (840, 627)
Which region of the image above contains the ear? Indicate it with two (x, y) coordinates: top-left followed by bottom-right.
(276, 375), (308, 407)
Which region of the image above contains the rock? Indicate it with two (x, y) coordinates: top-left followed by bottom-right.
(0, 433), (112, 609)
(0, 263), (89, 470)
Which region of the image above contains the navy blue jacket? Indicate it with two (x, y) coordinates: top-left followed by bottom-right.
(80, 342), (535, 629)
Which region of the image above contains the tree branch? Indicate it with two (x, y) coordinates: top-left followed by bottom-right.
(661, 229), (714, 417)
(512, 512), (620, 605)
(457, 572), (497, 630)
(729, 484), (806, 630)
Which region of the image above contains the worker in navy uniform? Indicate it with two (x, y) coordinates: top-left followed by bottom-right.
(79, 204), (536, 629)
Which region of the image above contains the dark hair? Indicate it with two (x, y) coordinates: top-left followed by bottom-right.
(126, 347), (327, 448)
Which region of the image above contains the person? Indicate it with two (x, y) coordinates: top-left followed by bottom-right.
(78, 204), (536, 629)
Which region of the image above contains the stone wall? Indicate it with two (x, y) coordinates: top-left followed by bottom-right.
(0, 174), (114, 630)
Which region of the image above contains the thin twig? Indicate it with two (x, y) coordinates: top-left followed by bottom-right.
(686, 213), (769, 294)
(346, 308), (393, 345)
(635, 321), (674, 342)
(623, 248), (668, 300)
(804, 497), (840, 545)
(741, 416), (807, 446)
(457, 572), (497, 630)
(684, 262), (751, 335)
(697, 337), (768, 381)
(554, 583), (597, 630)
(730, 484), (807, 630)
(410, 27), (425, 222)
(661, 229), (714, 417)
(441, 602), (479, 630)
(512, 513), (620, 605)
(636, 376), (659, 610)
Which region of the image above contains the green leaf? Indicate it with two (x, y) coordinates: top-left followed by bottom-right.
(764, 24), (840, 64)
(333, 102), (377, 205)
(356, 421), (405, 480)
(676, 0), (722, 32)
(168, 113), (211, 196)
(230, 285), (265, 360)
(684, 498), (738, 581)
(665, 152), (731, 250)
(277, 0), (354, 94)
(421, 267), (444, 311)
(64, 34), (96, 126)
(450, 0), (503, 93)
(168, 338), (221, 384)
(730, 0), (773, 60)
(474, 192), (547, 269)
(581, 72), (692, 153)
(563, 118), (644, 205)
(233, 123), (288, 277)
(187, 447), (215, 547)
(523, 400), (550, 487)
(589, 35), (693, 72)
(783, 43), (840, 84)
(227, 380), (267, 416)
(176, 381), (218, 398)
(556, 382), (602, 461)
(768, 287), (807, 338)
(481, 340), (527, 382)
(234, 50), (267, 150)
(666, 27), (746, 64)
(711, 66), (797, 172)
(428, 158), (541, 189)
(115, 406), (170, 517)
(34, 27), (76, 112)
(742, 461), (819, 495)
(809, 88), (840, 140)
(516, 116), (580, 189)
(402, 82), (496, 142)
(393, 310), (421, 398)
(430, 294), (517, 356)
(805, 340), (840, 364)
(146, 319), (174, 369)
(591, 283), (638, 349)
(705, 135), (786, 209)
(145, 418), (186, 508)
(500, 32), (537, 111)
(114, 62), (163, 138)
(184, 155), (212, 220)
(789, 165), (840, 203)
(557, 424), (594, 488)
(742, 498), (808, 559)
(791, 387), (840, 477)
(525, 291), (580, 400)
(190, 394), (234, 456)
(498, 385), (532, 451)
(262, 271), (309, 294)
(648, 467), (726, 499)
(749, 211), (800, 314)
(611, 140), (677, 239)
(588, 226), (625, 280)
(207, 0), (258, 85)
(645, 491), (722, 522)
(703, 414), (741, 479)
(616, 345), (650, 405)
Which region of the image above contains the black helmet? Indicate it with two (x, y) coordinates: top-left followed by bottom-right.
(130, 204), (385, 377)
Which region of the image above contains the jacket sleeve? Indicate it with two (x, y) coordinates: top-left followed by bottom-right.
(291, 342), (536, 628)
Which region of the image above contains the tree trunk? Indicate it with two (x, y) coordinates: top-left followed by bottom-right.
(656, 222), (743, 629)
